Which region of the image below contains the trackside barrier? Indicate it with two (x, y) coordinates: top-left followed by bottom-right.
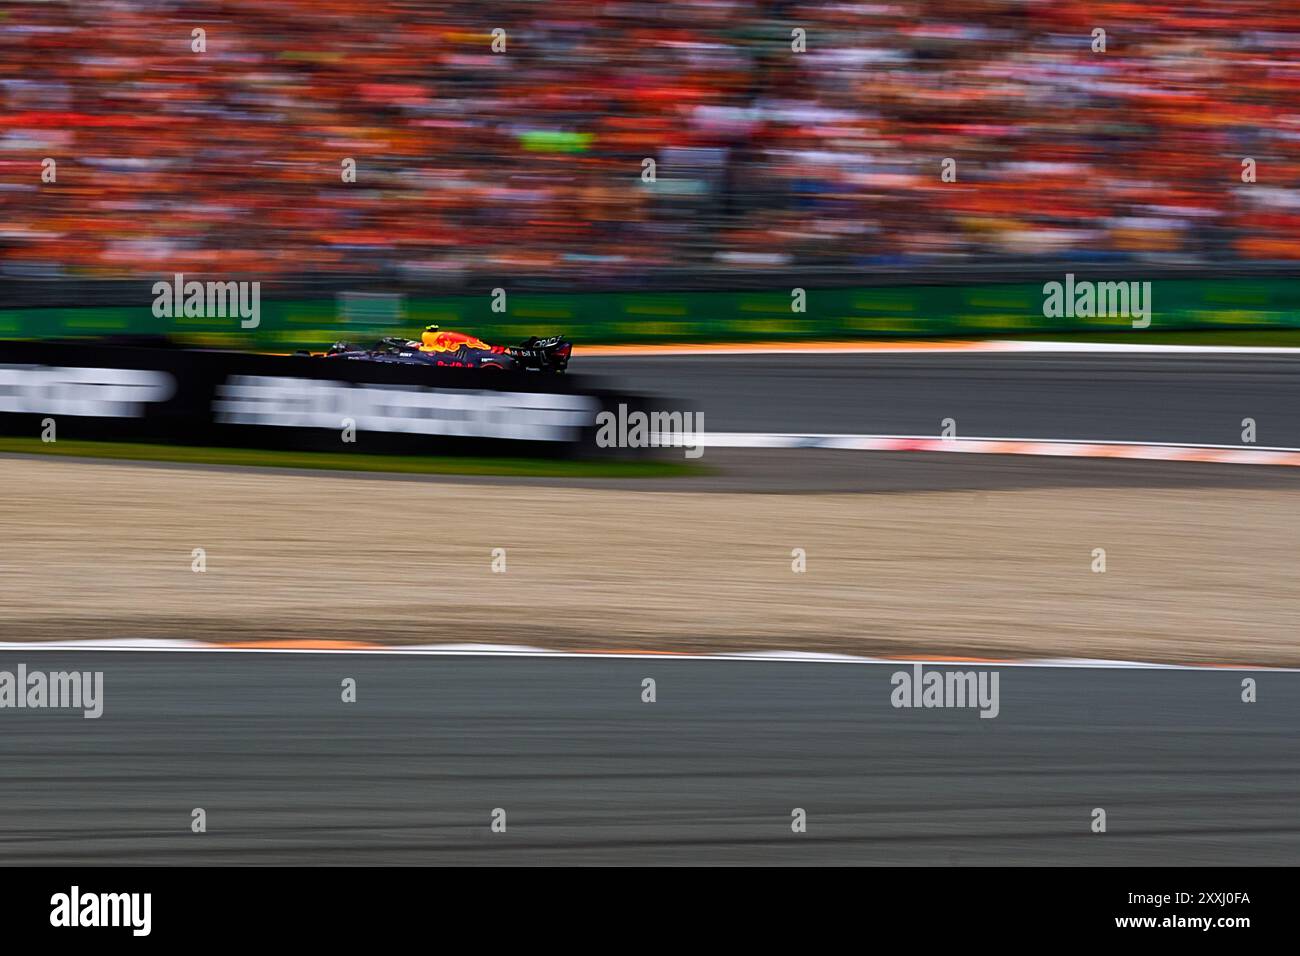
(0, 342), (667, 458)
(2, 275), (1299, 349)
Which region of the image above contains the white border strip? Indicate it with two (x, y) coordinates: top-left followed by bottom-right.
(0, 640), (1291, 671)
(702, 432), (1300, 466)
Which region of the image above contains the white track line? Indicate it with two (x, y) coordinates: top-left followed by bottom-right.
(702, 432), (1300, 466)
(0, 640), (1291, 670)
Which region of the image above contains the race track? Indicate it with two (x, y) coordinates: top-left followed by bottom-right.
(0, 651), (1295, 866)
(5, 349), (1300, 866)
(581, 351), (1300, 446)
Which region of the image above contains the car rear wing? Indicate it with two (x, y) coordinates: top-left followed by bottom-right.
(507, 335), (572, 372)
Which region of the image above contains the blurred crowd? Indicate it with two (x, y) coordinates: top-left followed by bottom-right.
(1, 0), (1298, 281)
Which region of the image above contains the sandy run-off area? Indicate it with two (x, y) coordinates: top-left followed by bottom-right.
(0, 456), (1295, 666)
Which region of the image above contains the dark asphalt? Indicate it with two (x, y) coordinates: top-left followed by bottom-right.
(1, 652), (1295, 865)
(7, 351), (1300, 494)
(581, 352), (1300, 446)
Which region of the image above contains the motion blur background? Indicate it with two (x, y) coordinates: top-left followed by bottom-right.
(1, 1), (1298, 868)
(1, 0), (1299, 670)
(1, 0), (1297, 284)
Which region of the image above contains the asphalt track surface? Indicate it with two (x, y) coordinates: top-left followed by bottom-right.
(8, 350), (1300, 494)
(16, 350), (1296, 494)
(581, 351), (1300, 447)
(4, 350), (1298, 866)
(1, 652), (1295, 865)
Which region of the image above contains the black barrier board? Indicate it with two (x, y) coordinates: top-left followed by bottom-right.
(0, 341), (674, 458)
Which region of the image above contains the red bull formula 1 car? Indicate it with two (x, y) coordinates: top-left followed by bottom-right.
(296, 325), (573, 373)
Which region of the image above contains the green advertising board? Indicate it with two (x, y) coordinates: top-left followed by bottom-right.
(1, 277), (1297, 350)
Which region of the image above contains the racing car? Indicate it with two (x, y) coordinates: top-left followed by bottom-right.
(295, 325), (573, 373)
